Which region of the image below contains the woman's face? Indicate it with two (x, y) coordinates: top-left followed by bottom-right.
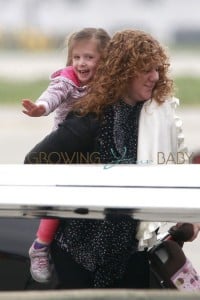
(124, 67), (160, 105)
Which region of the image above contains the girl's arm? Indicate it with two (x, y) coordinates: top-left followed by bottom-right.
(35, 78), (73, 115)
(22, 78), (73, 118)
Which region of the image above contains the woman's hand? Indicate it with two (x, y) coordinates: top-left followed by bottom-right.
(189, 223), (200, 241)
(171, 223), (200, 242)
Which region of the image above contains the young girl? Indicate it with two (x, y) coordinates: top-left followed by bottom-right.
(22, 27), (110, 130)
(23, 27), (110, 283)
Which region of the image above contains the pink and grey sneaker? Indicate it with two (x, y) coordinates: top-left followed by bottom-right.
(29, 241), (52, 283)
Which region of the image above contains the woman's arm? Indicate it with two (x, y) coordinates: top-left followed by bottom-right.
(24, 113), (99, 164)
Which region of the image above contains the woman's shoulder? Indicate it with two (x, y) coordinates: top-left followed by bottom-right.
(61, 111), (100, 134)
(165, 96), (180, 108)
(143, 97), (180, 112)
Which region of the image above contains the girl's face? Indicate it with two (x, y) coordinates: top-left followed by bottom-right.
(71, 39), (101, 85)
(124, 67), (160, 105)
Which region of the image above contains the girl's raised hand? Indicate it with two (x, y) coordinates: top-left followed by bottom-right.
(22, 99), (46, 117)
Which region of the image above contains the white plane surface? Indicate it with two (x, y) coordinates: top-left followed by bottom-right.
(0, 164), (199, 222)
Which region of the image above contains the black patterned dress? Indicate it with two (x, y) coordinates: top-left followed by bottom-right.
(54, 100), (145, 288)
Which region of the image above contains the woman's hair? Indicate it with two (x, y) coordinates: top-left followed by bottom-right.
(73, 29), (174, 116)
(66, 27), (111, 66)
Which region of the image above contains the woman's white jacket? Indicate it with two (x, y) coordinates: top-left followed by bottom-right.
(136, 97), (187, 248)
(137, 97), (187, 165)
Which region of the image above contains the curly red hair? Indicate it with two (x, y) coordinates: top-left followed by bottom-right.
(73, 29), (174, 116)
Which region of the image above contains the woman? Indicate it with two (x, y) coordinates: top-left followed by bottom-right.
(25, 29), (199, 288)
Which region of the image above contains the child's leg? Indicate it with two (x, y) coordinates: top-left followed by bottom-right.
(36, 218), (60, 244)
(29, 218), (59, 283)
